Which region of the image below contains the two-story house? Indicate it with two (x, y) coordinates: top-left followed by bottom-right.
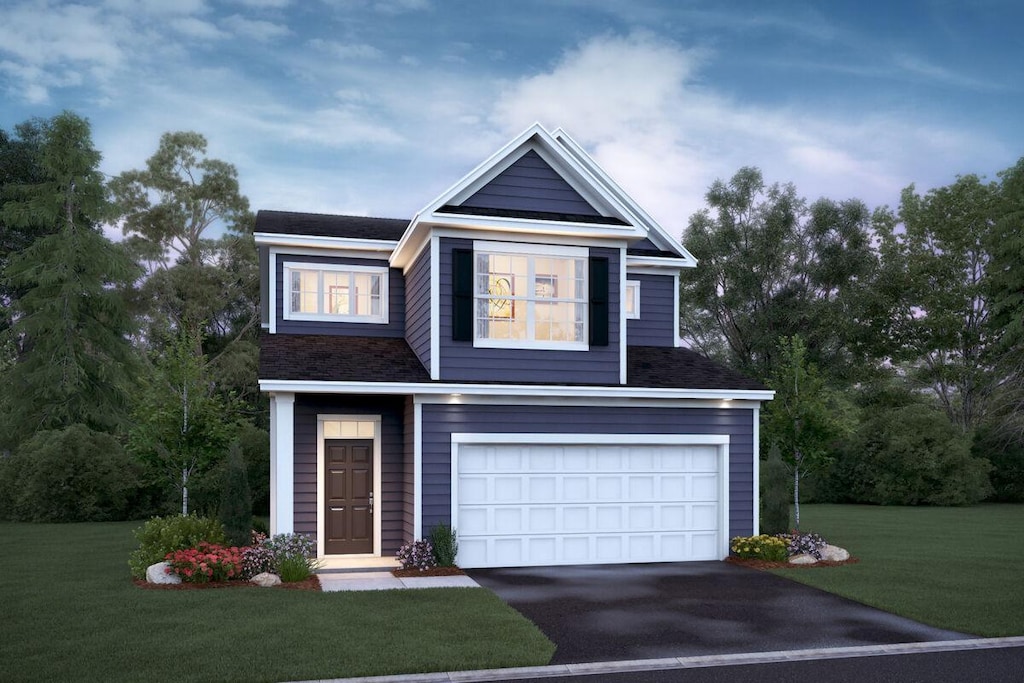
(257, 124), (771, 569)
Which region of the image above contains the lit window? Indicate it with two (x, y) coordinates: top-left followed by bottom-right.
(283, 263), (387, 323)
(473, 242), (587, 349)
(625, 280), (640, 319)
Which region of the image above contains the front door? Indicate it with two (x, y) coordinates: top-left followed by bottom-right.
(324, 439), (374, 554)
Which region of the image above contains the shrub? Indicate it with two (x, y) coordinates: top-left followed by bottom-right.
(241, 532), (275, 579)
(128, 514), (226, 579)
(830, 405), (992, 505)
(219, 441), (252, 547)
(730, 535), (788, 562)
(263, 532), (319, 582)
(165, 542), (243, 583)
(777, 531), (828, 559)
(759, 444), (791, 535)
(396, 540), (435, 571)
(429, 523), (458, 567)
(973, 427), (1024, 502)
(0, 425), (142, 522)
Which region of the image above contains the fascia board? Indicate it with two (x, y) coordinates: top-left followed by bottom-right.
(258, 378), (774, 401)
(552, 129), (699, 266)
(419, 214), (644, 239)
(626, 255), (695, 270)
(255, 232), (398, 253)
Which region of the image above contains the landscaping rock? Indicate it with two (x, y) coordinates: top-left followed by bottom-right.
(821, 544), (850, 562)
(146, 562), (181, 584)
(251, 572), (281, 587)
(789, 554), (818, 565)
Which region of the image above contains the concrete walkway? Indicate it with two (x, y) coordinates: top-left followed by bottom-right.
(317, 571), (479, 592)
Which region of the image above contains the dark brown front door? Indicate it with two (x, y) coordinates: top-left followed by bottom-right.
(324, 439), (374, 555)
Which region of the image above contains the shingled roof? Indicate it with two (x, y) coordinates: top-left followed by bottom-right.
(260, 333), (765, 391)
(255, 210), (408, 241)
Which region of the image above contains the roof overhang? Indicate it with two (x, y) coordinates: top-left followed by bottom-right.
(255, 232), (398, 256)
(626, 254), (695, 271)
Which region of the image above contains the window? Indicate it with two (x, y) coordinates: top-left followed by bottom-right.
(473, 242), (587, 349)
(283, 262), (388, 323)
(625, 280), (640, 319)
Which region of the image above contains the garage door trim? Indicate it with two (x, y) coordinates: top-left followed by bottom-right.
(450, 433), (731, 566)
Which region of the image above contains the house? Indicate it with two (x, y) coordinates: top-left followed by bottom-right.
(256, 123), (772, 569)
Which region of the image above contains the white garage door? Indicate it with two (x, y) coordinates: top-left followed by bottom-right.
(453, 439), (726, 569)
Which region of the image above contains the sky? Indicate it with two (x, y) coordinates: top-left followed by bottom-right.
(1, 0), (1022, 242)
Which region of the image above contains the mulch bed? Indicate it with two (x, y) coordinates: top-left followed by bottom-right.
(133, 575), (322, 591)
(726, 556), (860, 570)
(391, 566), (465, 578)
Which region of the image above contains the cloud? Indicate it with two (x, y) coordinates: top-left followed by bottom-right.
(171, 17), (229, 40)
(308, 38), (383, 60)
(229, 0), (291, 7)
(222, 15), (291, 41)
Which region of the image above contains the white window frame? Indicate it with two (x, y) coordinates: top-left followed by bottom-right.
(472, 241), (589, 351)
(283, 262), (389, 324)
(625, 279), (641, 319)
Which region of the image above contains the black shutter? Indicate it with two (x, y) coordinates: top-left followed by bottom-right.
(589, 256), (609, 346)
(452, 248), (473, 341)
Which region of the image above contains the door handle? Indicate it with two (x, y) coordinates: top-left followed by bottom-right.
(369, 491), (374, 515)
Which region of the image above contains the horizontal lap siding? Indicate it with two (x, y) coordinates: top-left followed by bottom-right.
(421, 404), (754, 540)
(438, 238), (620, 384)
(275, 254), (405, 337)
(293, 395), (407, 554)
(461, 150), (601, 216)
(627, 273), (676, 347)
(404, 246), (431, 368)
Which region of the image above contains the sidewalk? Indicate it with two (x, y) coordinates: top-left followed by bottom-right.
(317, 571), (479, 592)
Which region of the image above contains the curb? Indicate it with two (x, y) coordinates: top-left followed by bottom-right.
(286, 636), (1024, 683)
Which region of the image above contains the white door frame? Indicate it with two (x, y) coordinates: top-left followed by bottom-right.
(449, 432), (731, 563)
(316, 414), (383, 559)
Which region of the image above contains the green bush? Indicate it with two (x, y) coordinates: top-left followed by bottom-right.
(973, 428), (1024, 502)
(128, 514), (226, 579)
(277, 555), (311, 582)
(759, 444), (791, 535)
(219, 441), (252, 547)
(730, 535), (788, 561)
(0, 425), (142, 522)
(429, 523), (459, 567)
(833, 405), (992, 505)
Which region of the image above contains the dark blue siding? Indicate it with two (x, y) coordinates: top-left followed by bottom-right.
(420, 404), (755, 541)
(437, 238), (621, 384)
(627, 273), (676, 347)
(403, 245), (431, 368)
(293, 395), (407, 554)
(275, 254), (405, 337)
(460, 150), (601, 216)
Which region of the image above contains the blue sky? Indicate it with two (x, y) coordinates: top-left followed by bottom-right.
(1, 0), (1021, 240)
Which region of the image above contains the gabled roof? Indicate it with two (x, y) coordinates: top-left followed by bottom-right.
(391, 123), (698, 269)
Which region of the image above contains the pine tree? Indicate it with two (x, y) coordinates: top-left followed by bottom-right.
(0, 112), (138, 446)
(759, 444), (791, 535)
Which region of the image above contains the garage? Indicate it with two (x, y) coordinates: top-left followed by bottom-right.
(451, 434), (729, 569)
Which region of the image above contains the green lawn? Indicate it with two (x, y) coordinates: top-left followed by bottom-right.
(1, 522), (554, 683)
(769, 504), (1024, 637)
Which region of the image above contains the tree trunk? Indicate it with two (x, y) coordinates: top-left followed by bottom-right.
(793, 455), (801, 531)
(182, 468), (189, 516)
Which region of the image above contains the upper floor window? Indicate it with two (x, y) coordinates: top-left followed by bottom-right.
(283, 262), (388, 323)
(473, 242), (587, 349)
(625, 280), (640, 319)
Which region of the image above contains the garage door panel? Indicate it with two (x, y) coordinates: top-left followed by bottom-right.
(456, 442), (723, 568)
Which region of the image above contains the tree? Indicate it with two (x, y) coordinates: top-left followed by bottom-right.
(762, 336), (852, 529)
(219, 441), (252, 547)
(879, 175), (1002, 433)
(678, 167), (882, 384)
(127, 329), (239, 514)
(759, 444), (791, 535)
(0, 112), (138, 446)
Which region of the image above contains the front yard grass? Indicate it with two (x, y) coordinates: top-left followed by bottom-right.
(1, 522), (554, 683)
(770, 504), (1024, 637)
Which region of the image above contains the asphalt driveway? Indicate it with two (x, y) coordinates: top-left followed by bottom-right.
(467, 561), (969, 664)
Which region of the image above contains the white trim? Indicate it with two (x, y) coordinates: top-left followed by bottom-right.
(625, 255), (695, 270)
(627, 265), (686, 277)
(259, 379), (775, 401)
(619, 246), (627, 385)
(429, 236), (440, 380)
(269, 250), (277, 334)
(282, 261), (389, 324)
(413, 402), (423, 540)
(674, 269), (682, 347)
(433, 227), (630, 250)
(473, 240), (588, 258)
(269, 392), (294, 535)
(449, 432), (731, 562)
(255, 232), (398, 253)
(270, 245), (394, 261)
(625, 279), (641, 320)
(316, 414), (383, 559)
(752, 406), (761, 536)
(415, 394), (763, 409)
(418, 213), (641, 239)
